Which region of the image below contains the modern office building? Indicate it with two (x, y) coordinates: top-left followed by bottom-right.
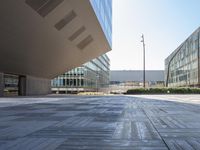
(110, 70), (164, 86)
(0, 0), (112, 96)
(165, 27), (200, 87)
(51, 54), (110, 93)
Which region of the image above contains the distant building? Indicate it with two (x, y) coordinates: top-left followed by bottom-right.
(110, 70), (164, 87)
(51, 54), (110, 93)
(165, 27), (200, 87)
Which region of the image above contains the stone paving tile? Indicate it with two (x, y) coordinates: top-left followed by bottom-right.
(164, 138), (200, 150)
(0, 138), (65, 150)
(0, 95), (200, 149)
(113, 121), (162, 140)
(0, 121), (58, 140)
(56, 139), (168, 150)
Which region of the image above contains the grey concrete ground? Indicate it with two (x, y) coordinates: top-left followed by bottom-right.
(0, 95), (200, 149)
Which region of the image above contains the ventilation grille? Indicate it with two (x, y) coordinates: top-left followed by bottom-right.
(55, 11), (77, 31)
(77, 35), (93, 50)
(68, 26), (86, 41)
(26, 0), (64, 17)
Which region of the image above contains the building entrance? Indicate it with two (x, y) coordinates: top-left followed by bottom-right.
(4, 74), (19, 96)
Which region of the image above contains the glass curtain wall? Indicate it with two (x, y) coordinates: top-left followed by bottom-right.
(51, 54), (110, 93)
(165, 27), (200, 87)
(90, 0), (112, 47)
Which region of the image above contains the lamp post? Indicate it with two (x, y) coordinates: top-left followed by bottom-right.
(96, 73), (99, 93)
(141, 34), (146, 88)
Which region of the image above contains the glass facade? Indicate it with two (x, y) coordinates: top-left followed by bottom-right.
(165, 27), (200, 87)
(51, 54), (110, 93)
(90, 0), (112, 47)
(3, 74), (19, 96)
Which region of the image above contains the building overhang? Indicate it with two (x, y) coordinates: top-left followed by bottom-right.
(0, 0), (111, 79)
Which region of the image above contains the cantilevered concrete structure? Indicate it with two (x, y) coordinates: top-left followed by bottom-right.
(0, 0), (112, 96)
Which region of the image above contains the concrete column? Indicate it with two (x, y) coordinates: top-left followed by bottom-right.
(19, 76), (26, 96)
(0, 73), (4, 96)
(25, 75), (51, 96)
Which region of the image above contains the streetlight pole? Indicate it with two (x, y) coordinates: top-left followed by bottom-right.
(141, 34), (146, 88)
(96, 73), (99, 93)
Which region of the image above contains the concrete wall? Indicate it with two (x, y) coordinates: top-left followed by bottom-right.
(0, 73), (4, 96)
(110, 70), (164, 82)
(25, 76), (51, 96)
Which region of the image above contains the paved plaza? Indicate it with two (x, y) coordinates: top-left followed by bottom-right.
(0, 95), (200, 149)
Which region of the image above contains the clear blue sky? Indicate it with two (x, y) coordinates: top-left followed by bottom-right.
(107, 0), (200, 70)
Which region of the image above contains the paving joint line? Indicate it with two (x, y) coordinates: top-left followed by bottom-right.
(136, 98), (170, 150)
